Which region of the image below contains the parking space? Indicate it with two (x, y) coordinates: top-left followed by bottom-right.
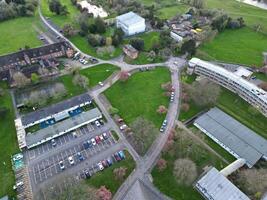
(31, 133), (117, 184)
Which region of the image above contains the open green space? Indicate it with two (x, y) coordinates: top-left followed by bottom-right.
(104, 67), (170, 128)
(197, 27), (267, 67)
(254, 72), (267, 82)
(0, 17), (42, 56)
(40, 0), (80, 27)
(0, 83), (19, 198)
(157, 4), (190, 19)
(86, 151), (135, 194)
(152, 128), (226, 200)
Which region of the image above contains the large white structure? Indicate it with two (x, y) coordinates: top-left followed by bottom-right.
(188, 58), (267, 116)
(116, 12), (146, 36)
(77, 0), (108, 18)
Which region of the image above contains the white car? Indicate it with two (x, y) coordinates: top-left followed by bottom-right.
(72, 131), (77, 138)
(83, 60), (88, 65)
(68, 156), (75, 165)
(98, 81), (104, 86)
(91, 138), (96, 146)
(97, 162), (104, 171)
(59, 161), (65, 170)
(171, 92), (175, 97)
(99, 135), (104, 141)
(120, 124), (127, 130)
(95, 120), (101, 127)
(79, 59), (84, 63)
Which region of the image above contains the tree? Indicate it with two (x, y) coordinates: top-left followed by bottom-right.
(173, 158), (197, 186)
(157, 158), (167, 171)
(13, 72), (30, 88)
(49, 0), (61, 15)
(130, 38), (144, 51)
(119, 71), (130, 82)
(161, 82), (173, 92)
(146, 51), (156, 61)
(72, 74), (89, 89)
(112, 28), (124, 47)
(113, 167), (127, 181)
(157, 105), (167, 114)
(31, 73), (39, 84)
(109, 107), (119, 115)
(95, 17), (106, 34)
(191, 0), (204, 9)
(96, 186), (112, 200)
(187, 79), (221, 106)
(52, 83), (67, 99)
(211, 12), (229, 32)
(181, 39), (196, 56)
(77, 12), (90, 35)
(259, 82), (267, 91)
(62, 23), (75, 37)
(181, 103), (190, 112)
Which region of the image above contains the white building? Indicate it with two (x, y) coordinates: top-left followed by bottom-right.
(116, 12), (146, 36)
(77, 0), (108, 18)
(188, 58), (267, 117)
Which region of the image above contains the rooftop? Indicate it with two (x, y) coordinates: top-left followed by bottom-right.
(26, 108), (102, 148)
(117, 12), (144, 27)
(194, 107), (267, 167)
(195, 167), (250, 200)
(21, 93), (92, 126)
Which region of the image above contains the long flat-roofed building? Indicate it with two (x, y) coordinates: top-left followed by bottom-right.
(194, 107), (267, 167)
(21, 93), (92, 128)
(116, 12), (146, 36)
(25, 108), (102, 148)
(188, 58), (267, 117)
(195, 167), (250, 200)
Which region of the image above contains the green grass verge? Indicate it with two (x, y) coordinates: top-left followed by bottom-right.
(86, 151), (135, 194)
(111, 131), (119, 141)
(0, 83), (19, 198)
(0, 17), (42, 56)
(104, 67), (170, 128)
(253, 72), (267, 82)
(152, 128), (226, 200)
(197, 27), (267, 67)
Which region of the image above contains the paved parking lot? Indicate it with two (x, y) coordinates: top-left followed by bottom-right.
(31, 134), (116, 184)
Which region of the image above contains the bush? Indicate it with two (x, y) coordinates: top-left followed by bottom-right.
(130, 38), (144, 51)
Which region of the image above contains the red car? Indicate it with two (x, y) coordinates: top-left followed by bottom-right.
(95, 135), (101, 144)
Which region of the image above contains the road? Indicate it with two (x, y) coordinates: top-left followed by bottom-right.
(34, 6), (187, 200)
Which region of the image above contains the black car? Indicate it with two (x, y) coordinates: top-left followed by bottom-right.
(84, 169), (91, 178)
(83, 141), (90, 149)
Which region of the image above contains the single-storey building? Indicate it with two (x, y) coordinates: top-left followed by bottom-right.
(116, 12), (146, 36)
(123, 45), (139, 59)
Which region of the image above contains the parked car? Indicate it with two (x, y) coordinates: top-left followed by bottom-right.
(95, 120), (101, 127)
(97, 162), (104, 171)
(102, 132), (108, 140)
(77, 152), (84, 161)
(59, 161), (65, 170)
(84, 169), (91, 178)
(117, 118), (123, 123)
(120, 124), (127, 130)
(114, 153), (121, 161)
(98, 81), (104, 86)
(162, 119), (167, 127)
(51, 139), (57, 147)
(99, 134), (104, 141)
(118, 150), (125, 160)
(83, 141), (90, 149)
(171, 92), (175, 97)
(91, 138), (96, 146)
(72, 131), (77, 138)
(106, 157), (113, 166)
(170, 96), (174, 102)
(95, 136), (101, 144)
(88, 140), (93, 148)
(101, 160), (108, 168)
(160, 126), (165, 133)
(68, 156), (75, 165)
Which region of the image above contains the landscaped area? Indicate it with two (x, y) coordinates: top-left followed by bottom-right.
(86, 151), (135, 194)
(104, 67), (170, 128)
(0, 17), (42, 56)
(197, 27), (267, 66)
(0, 83), (19, 198)
(152, 128), (227, 200)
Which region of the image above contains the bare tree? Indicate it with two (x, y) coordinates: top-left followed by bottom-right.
(157, 158), (167, 171)
(13, 72), (30, 88)
(157, 105), (168, 114)
(72, 74), (89, 89)
(161, 82), (173, 92)
(52, 83), (67, 99)
(181, 103), (190, 112)
(173, 158), (197, 186)
(259, 82), (267, 91)
(96, 186), (112, 200)
(113, 167), (127, 181)
(119, 71), (130, 82)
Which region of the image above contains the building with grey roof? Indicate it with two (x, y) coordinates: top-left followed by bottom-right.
(195, 167), (250, 200)
(194, 107), (267, 167)
(21, 93), (92, 128)
(116, 12), (146, 36)
(26, 108), (102, 148)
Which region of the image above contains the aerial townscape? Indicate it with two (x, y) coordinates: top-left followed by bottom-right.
(1, 0), (267, 199)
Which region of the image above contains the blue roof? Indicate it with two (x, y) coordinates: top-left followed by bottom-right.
(117, 12), (144, 26)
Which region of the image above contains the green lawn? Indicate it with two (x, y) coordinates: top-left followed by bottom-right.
(138, 32), (160, 51)
(70, 35), (122, 60)
(0, 17), (42, 56)
(152, 128), (226, 200)
(86, 151), (135, 194)
(157, 4), (190, 19)
(40, 0), (80, 27)
(125, 52), (164, 65)
(0, 83), (19, 198)
(104, 67), (170, 128)
(253, 72), (267, 82)
(197, 27), (267, 67)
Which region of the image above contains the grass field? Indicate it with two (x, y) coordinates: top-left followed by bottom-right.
(152, 128), (226, 200)
(0, 17), (42, 56)
(0, 83), (19, 198)
(157, 4), (190, 19)
(86, 151), (135, 194)
(40, 0), (80, 27)
(104, 67), (170, 128)
(253, 72), (267, 82)
(197, 27), (267, 67)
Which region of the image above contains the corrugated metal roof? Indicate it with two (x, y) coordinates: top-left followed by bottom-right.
(195, 167), (250, 200)
(117, 12), (144, 26)
(194, 107), (267, 167)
